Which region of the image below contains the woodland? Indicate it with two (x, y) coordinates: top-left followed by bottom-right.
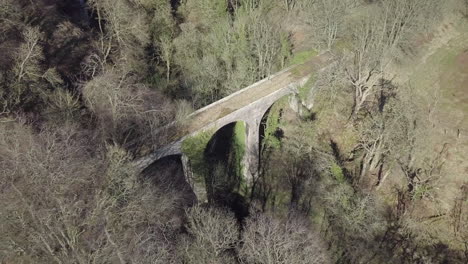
(0, 0), (467, 263)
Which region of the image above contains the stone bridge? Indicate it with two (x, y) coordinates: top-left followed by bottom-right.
(134, 52), (333, 202)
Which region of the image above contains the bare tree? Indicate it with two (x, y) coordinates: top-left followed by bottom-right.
(247, 12), (284, 79)
(82, 69), (144, 128)
(343, 0), (441, 118)
(0, 0), (19, 34)
(173, 1), (288, 106)
(344, 15), (388, 119)
(180, 206), (239, 263)
(12, 27), (43, 97)
(158, 34), (174, 82)
(312, 0), (346, 50)
(0, 123), (183, 263)
(239, 213), (329, 264)
(86, 0), (156, 79)
(89, 0), (150, 49)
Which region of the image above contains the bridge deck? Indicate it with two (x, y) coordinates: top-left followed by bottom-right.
(167, 52), (333, 141)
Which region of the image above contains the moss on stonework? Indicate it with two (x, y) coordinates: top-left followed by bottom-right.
(181, 129), (215, 183)
(182, 123), (249, 198)
(262, 97), (288, 150)
(232, 122), (247, 196)
(297, 73), (316, 102)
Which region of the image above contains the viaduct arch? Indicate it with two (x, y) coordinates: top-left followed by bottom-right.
(133, 52), (334, 202)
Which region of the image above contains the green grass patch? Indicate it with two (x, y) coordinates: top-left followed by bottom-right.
(288, 49), (318, 66)
(330, 162), (346, 184)
(412, 183), (433, 200)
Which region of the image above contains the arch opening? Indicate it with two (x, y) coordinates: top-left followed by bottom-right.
(259, 96), (290, 162)
(141, 155), (196, 205)
(254, 95), (292, 210)
(203, 121), (249, 221)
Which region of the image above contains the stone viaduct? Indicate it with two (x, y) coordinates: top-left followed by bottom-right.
(134, 52), (333, 202)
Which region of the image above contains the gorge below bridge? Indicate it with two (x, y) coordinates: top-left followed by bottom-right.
(134, 52), (333, 202)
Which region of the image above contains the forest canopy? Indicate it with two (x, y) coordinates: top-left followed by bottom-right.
(1, 0), (467, 263)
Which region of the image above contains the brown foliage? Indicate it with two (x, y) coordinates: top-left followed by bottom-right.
(0, 122), (184, 263)
(239, 213), (329, 264)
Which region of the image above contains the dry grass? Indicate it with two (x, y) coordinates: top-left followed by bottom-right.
(387, 16), (468, 251)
